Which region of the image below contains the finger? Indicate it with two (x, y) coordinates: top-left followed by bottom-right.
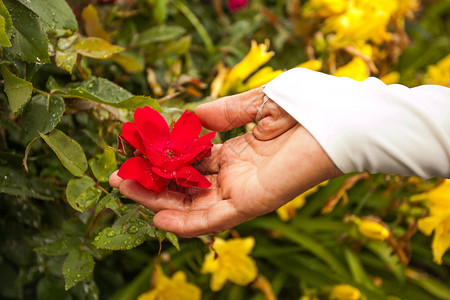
(118, 179), (191, 212)
(153, 200), (248, 238)
(195, 87), (264, 131)
(253, 99), (297, 140)
(109, 170), (123, 188)
(195, 144), (222, 174)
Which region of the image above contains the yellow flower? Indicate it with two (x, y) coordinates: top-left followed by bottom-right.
(380, 71), (400, 85)
(239, 66), (283, 92)
(220, 40), (275, 96)
(296, 59), (323, 71)
(334, 44), (372, 81)
(425, 54), (450, 87)
(277, 181), (328, 221)
(138, 266), (201, 300)
(330, 284), (361, 300)
(323, 0), (396, 47)
(358, 219), (390, 241)
(202, 236), (258, 291)
(416, 179), (450, 264)
(393, 0), (420, 20)
(302, 0), (348, 18)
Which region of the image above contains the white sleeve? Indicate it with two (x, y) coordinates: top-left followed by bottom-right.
(263, 68), (450, 179)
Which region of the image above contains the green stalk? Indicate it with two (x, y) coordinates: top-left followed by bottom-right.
(171, 0), (215, 54)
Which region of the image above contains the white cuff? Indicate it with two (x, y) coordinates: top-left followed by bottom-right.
(263, 68), (450, 179)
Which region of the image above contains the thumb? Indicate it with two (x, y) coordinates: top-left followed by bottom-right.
(195, 87), (264, 132)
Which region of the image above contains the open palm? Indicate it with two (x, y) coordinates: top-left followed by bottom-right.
(109, 88), (341, 237)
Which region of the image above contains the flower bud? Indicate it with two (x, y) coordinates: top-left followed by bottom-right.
(358, 219), (390, 241)
(331, 284), (361, 300)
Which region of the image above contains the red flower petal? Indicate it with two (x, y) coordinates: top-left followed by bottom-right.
(169, 110), (202, 152)
(172, 165), (211, 188)
(117, 156), (169, 194)
(186, 131), (216, 163)
(121, 122), (146, 154)
(134, 106), (170, 149)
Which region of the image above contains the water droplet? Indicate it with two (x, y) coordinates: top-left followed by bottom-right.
(128, 225), (139, 234)
(129, 218), (136, 223)
(87, 83), (93, 88)
(94, 236), (100, 241)
(77, 274), (81, 278)
(138, 220), (146, 226)
(106, 230), (116, 237)
(124, 240), (129, 245)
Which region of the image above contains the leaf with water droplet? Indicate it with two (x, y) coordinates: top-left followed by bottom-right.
(66, 176), (102, 212)
(3, 0), (50, 63)
(15, 0), (77, 31)
(67, 76), (162, 111)
(40, 129), (88, 177)
(62, 249), (94, 290)
(92, 214), (155, 251)
(34, 237), (81, 256)
(88, 147), (117, 183)
(73, 37), (124, 59)
(22, 94), (65, 143)
(1, 64), (32, 116)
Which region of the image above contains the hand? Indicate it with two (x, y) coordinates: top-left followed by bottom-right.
(109, 87), (343, 237)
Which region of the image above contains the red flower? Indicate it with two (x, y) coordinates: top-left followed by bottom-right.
(228, 0), (248, 12)
(117, 106), (216, 193)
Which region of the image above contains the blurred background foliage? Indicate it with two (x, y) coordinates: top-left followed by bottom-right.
(0, 0), (450, 299)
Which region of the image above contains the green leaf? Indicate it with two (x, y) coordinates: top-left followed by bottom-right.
(95, 189), (121, 216)
(136, 25), (186, 46)
(411, 271), (450, 300)
(248, 217), (348, 277)
(0, 1), (12, 42)
(34, 237), (81, 256)
(37, 275), (71, 300)
(92, 215), (155, 250)
(1, 64), (32, 115)
(73, 37), (124, 59)
(68, 76), (132, 103)
(344, 247), (373, 289)
(0, 15), (11, 47)
(55, 49), (77, 74)
(62, 249), (95, 290)
(366, 242), (405, 282)
(111, 52), (144, 73)
(3, 0), (49, 63)
(66, 176), (102, 212)
(40, 129), (88, 177)
(66, 77), (162, 111)
(0, 165), (53, 200)
(166, 232), (180, 251)
(89, 147), (117, 182)
(16, 0), (77, 31)
(115, 95), (162, 111)
(22, 94), (65, 142)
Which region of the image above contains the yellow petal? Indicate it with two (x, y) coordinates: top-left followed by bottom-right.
(296, 60), (323, 71)
(223, 254), (258, 286)
(358, 220), (390, 241)
(201, 251), (219, 273)
(380, 71), (400, 85)
(210, 268), (229, 291)
(334, 57), (369, 81)
(222, 236), (255, 254)
(137, 290), (158, 300)
(418, 214), (449, 236)
(431, 219), (450, 265)
(331, 284), (361, 300)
